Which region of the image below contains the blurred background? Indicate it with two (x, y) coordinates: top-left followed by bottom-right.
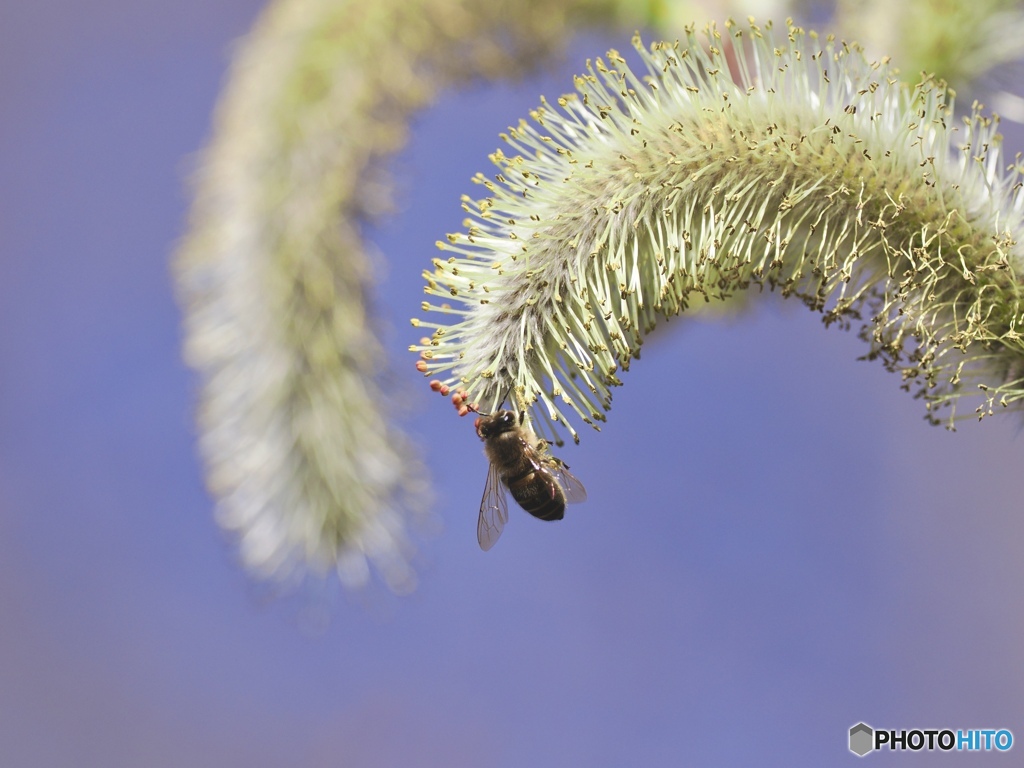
(2, 1), (1023, 766)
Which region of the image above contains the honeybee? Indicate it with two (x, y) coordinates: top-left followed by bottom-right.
(474, 409), (587, 550)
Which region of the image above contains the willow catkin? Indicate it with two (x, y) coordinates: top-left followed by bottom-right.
(413, 20), (1024, 445)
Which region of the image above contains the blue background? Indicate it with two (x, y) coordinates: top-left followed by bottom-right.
(1, 2), (1021, 765)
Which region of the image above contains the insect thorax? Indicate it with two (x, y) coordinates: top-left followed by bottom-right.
(485, 430), (535, 471)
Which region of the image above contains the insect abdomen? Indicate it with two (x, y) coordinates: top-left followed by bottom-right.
(505, 469), (565, 521)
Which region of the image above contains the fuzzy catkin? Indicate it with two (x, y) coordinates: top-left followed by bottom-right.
(414, 20), (1024, 445)
(175, 0), (624, 591)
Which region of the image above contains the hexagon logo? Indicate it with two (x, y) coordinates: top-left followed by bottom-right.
(849, 723), (874, 757)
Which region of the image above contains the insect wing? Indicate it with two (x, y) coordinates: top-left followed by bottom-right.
(477, 462), (509, 551)
(551, 464), (587, 504)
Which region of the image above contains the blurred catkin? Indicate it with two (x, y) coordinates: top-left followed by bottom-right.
(836, 0), (1024, 94)
(174, 0), (629, 592)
